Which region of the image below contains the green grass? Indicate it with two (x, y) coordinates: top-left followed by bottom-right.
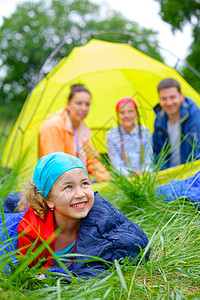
(1, 153), (200, 299)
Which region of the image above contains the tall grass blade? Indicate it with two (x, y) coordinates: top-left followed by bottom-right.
(114, 259), (128, 293)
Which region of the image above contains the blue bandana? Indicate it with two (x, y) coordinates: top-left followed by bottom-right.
(33, 152), (89, 198)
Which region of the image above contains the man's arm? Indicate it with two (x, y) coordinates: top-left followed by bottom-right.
(153, 125), (170, 170)
(187, 110), (200, 160)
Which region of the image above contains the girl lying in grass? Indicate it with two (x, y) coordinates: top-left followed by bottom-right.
(1, 152), (150, 278)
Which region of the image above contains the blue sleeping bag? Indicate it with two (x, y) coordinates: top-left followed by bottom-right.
(156, 171), (200, 210)
(1, 193), (22, 213)
(0, 192), (150, 278)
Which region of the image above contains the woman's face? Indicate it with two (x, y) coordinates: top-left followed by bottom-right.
(47, 168), (94, 222)
(118, 102), (137, 132)
(67, 91), (91, 125)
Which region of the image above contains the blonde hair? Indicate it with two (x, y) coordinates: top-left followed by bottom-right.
(19, 180), (49, 219)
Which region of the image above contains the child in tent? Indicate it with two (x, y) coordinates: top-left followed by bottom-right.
(14, 152), (150, 278)
(106, 98), (153, 177)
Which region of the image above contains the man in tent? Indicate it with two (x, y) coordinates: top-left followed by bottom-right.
(153, 78), (200, 169)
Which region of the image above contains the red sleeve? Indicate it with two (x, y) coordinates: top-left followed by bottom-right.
(17, 208), (56, 268)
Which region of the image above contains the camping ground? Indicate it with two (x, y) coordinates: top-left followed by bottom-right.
(1, 0), (200, 297)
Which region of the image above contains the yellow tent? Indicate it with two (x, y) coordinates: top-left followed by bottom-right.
(2, 39), (200, 181)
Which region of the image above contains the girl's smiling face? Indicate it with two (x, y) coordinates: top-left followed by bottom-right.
(118, 102), (137, 133)
(47, 168), (94, 222)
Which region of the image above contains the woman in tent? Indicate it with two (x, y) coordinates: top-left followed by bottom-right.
(106, 98), (153, 177)
(39, 84), (109, 181)
(1, 152), (150, 279)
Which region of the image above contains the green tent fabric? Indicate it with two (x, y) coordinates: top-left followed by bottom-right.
(2, 39), (200, 181)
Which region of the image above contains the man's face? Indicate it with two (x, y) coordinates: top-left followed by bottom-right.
(159, 87), (184, 119)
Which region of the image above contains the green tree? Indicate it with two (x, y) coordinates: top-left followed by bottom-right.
(155, 0), (200, 92)
(0, 0), (163, 118)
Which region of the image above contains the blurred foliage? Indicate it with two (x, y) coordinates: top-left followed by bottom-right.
(155, 0), (200, 93)
(0, 0), (163, 118)
(183, 32), (200, 93)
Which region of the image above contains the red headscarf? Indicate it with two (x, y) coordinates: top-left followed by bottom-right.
(116, 98), (138, 113)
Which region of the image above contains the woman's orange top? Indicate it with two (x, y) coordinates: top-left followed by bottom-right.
(39, 108), (109, 181)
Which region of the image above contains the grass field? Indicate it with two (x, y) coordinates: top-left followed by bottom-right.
(0, 162), (200, 299)
(0, 120), (200, 299)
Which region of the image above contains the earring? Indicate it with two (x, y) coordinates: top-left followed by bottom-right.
(50, 207), (54, 211)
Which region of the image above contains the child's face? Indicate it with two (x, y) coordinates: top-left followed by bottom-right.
(118, 102), (137, 131)
(47, 168), (94, 221)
